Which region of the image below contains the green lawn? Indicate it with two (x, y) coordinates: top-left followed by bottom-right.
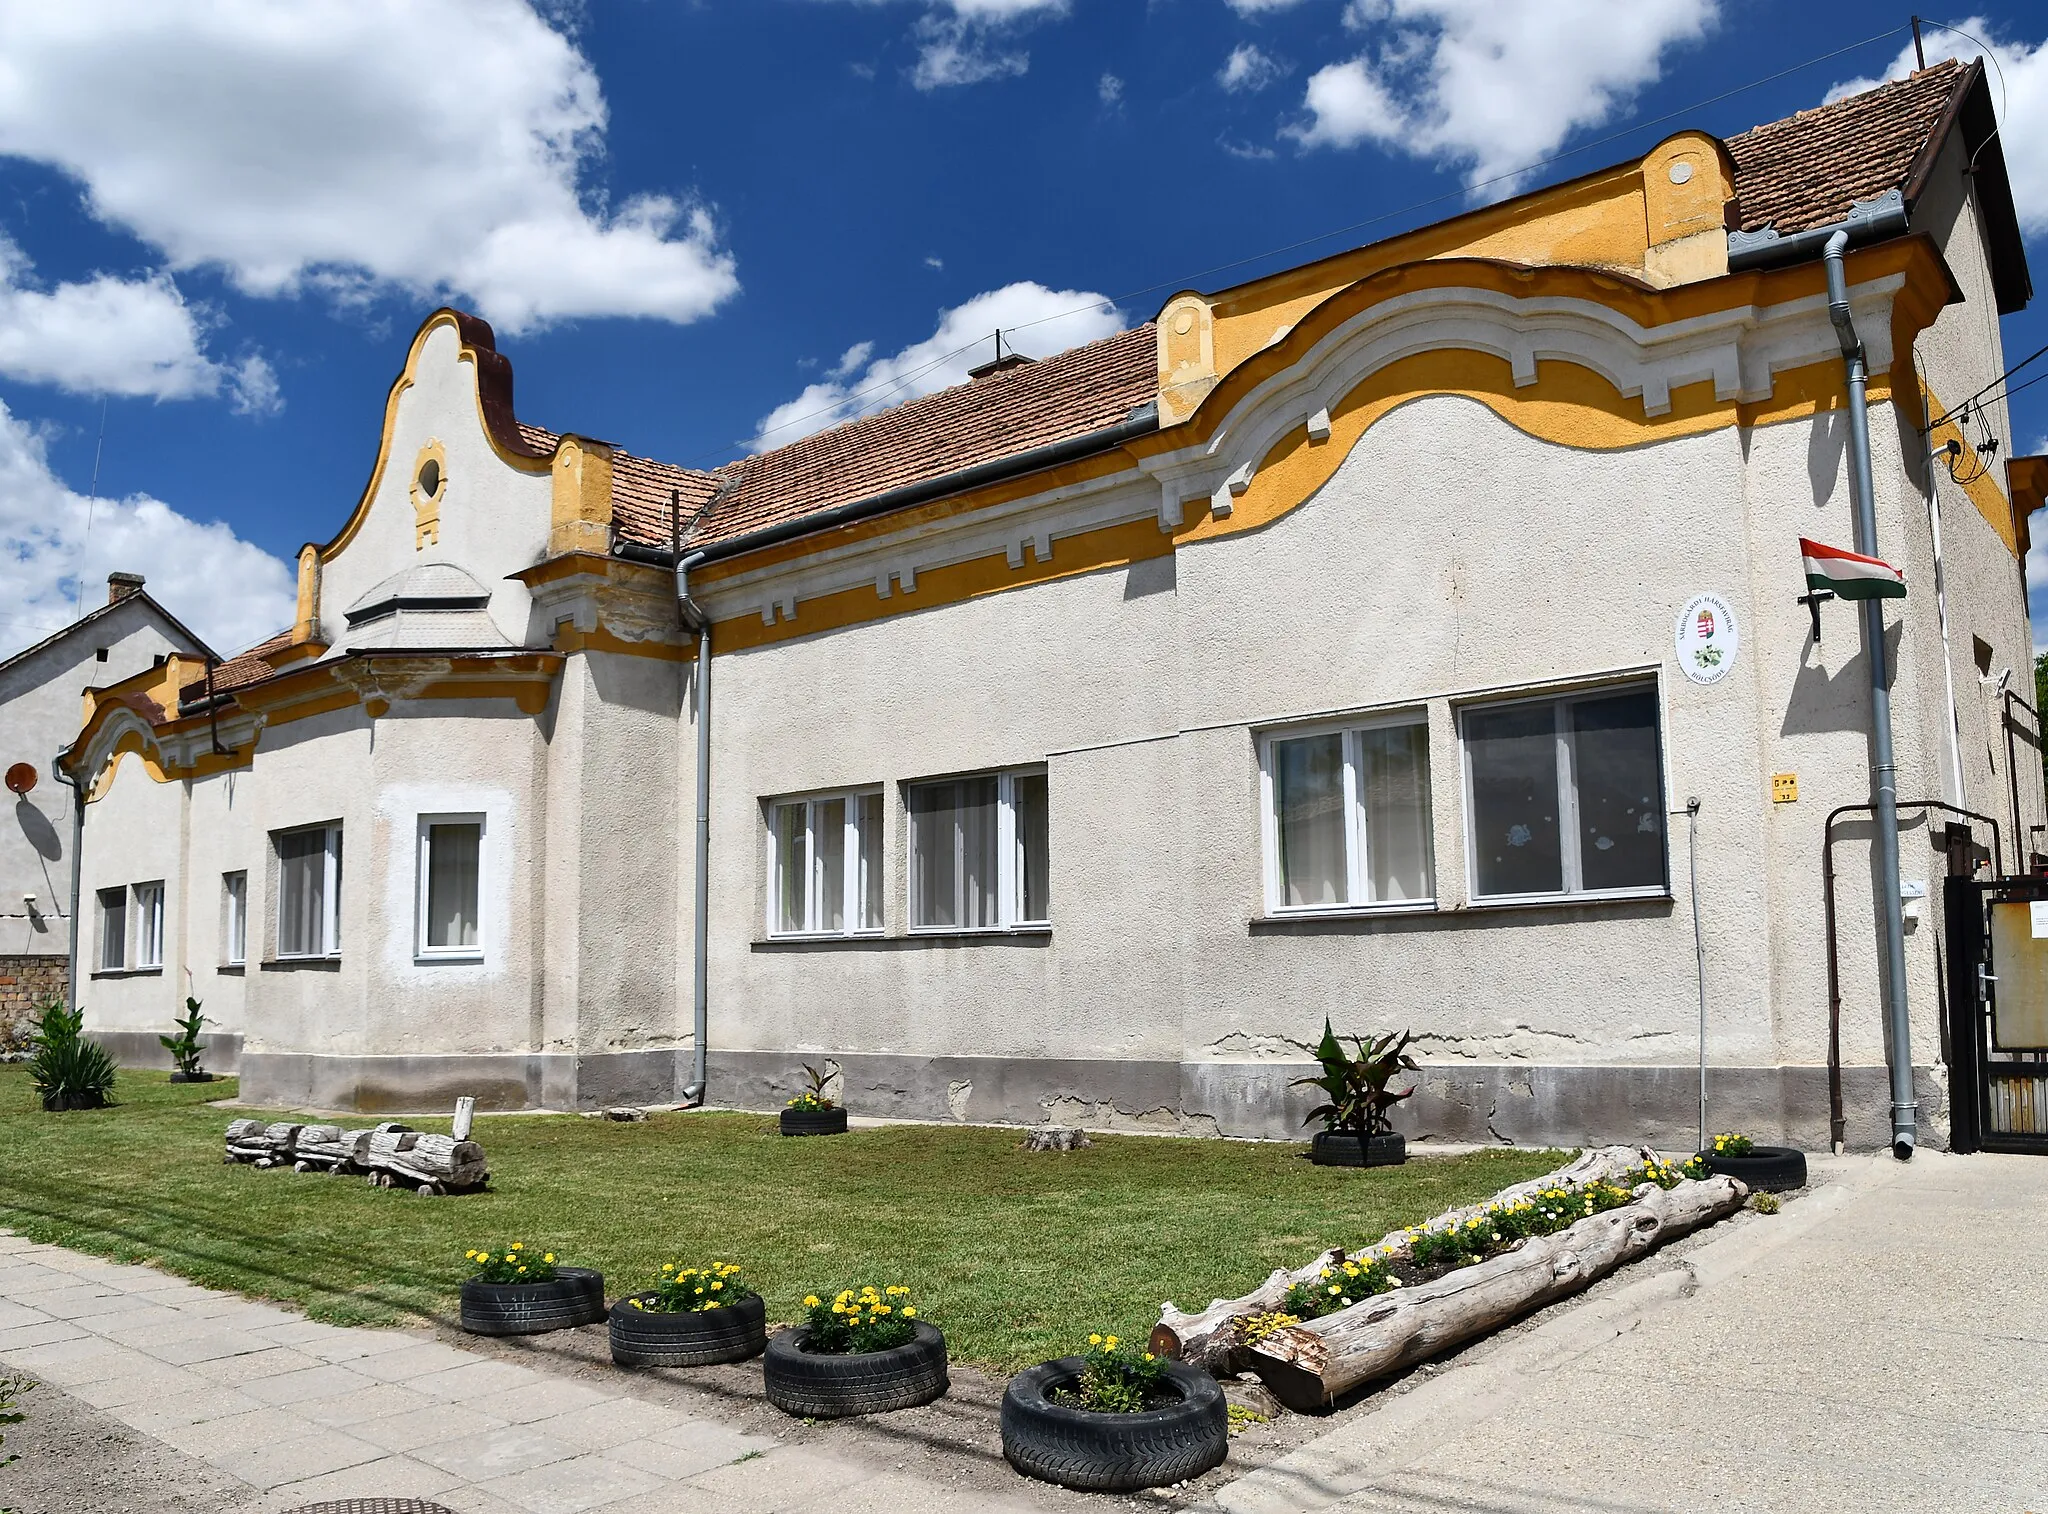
(0, 1069), (1562, 1371)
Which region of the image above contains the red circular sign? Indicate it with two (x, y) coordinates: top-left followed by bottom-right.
(4, 763), (37, 796)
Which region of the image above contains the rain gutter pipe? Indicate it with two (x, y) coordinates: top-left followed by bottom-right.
(1825, 227), (1916, 1159)
(676, 549), (711, 1107)
(53, 757), (85, 1015)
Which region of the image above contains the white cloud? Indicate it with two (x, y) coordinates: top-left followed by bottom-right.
(822, 0), (1066, 90)
(1827, 18), (2046, 239)
(1099, 72), (1125, 107)
(1290, 0), (1718, 192)
(0, 399), (297, 660)
(753, 280), (1124, 447)
(1220, 43), (1286, 94)
(923, 254), (945, 270)
(1224, 0), (1309, 13)
(0, 0), (738, 335)
(0, 234), (281, 411)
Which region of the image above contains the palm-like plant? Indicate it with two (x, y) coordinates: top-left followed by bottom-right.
(1292, 1020), (1418, 1139)
(159, 997), (209, 1079)
(27, 999), (117, 1112)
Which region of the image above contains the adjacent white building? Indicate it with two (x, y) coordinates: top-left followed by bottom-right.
(59, 62), (2047, 1147)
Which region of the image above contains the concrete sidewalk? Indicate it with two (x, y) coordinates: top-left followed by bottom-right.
(0, 1234), (1049, 1513)
(1206, 1150), (2048, 1514)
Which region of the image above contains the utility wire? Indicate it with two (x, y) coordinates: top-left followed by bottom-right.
(69, 397), (109, 621)
(1926, 341), (2048, 433)
(721, 22), (1910, 464)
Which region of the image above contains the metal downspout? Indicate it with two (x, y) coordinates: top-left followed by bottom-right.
(54, 760), (84, 1013)
(676, 550), (711, 1106)
(1825, 229), (1916, 1159)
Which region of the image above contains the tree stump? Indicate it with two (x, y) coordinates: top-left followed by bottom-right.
(1243, 1174), (1747, 1409)
(1020, 1126), (1091, 1152)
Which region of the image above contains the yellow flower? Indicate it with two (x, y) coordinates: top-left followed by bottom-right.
(710, 1281), (723, 1291)
(662, 1263), (674, 1273)
(1143, 1352), (1155, 1362)
(631, 1299), (643, 1310)
(517, 1266), (527, 1274)
(804, 1295), (821, 1309)
(902, 1307), (915, 1318)
(1104, 1335), (1119, 1350)
(511, 1242), (523, 1249)
(543, 1254), (555, 1264)
(1088, 1333), (1102, 1346)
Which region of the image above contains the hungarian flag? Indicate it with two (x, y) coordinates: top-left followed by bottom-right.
(1799, 537), (1905, 600)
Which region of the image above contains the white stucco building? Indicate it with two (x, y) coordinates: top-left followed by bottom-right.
(60, 61), (2046, 1148)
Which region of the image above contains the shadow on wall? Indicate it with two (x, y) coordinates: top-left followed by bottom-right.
(1806, 402), (1849, 509)
(1780, 618), (1903, 738)
(15, 798), (61, 861)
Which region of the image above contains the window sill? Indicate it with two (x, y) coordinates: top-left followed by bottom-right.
(90, 966), (162, 979)
(1263, 902), (1438, 922)
(761, 931), (886, 945)
(1460, 889), (1673, 911)
(414, 953), (485, 965)
(260, 956), (342, 972)
(907, 924), (1052, 939)
(753, 928), (1052, 950)
(218, 963), (246, 975)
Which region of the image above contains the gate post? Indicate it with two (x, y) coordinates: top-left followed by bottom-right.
(1943, 875), (1984, 1155)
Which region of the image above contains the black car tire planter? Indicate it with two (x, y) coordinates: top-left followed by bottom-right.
(780, 1106), (849, 1137)
(1697, 1145), (1807, 1193)
(762, 1322), (949, 1417)
(1309, 1131), (1407, 1168)
(459, 1267), (606, 1336)
(1001, 1356), (1229, 1492)
(609, 1292), (768, 1367)
(168, 1071), (215, 1084)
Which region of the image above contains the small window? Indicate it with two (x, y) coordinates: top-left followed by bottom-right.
(1262, 717), (1435, 913)
(767, 791), (883, 937)
(417, 816), (484, 959)
(276, 823), (342, 958)
(97, 887), (127, 970)
(94, 646), (108, 664)
(1461, 684), (1667, 902)
(133, 881), (165, 968)
(907, 768), (1049, 932)
(222, 872), (247, 966)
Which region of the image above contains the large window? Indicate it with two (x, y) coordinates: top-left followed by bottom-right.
(907, 769), (1049, 931)
(134, 881), (165, 969)
(1461, 685), (1667, 901)
(276, 823), (342, 958)
(97, 887), (126, 971)
(767, 791), (883, 937)
(1262, 717), (1435, 913)
(417, 817), (483, 959)
(222, 872), (247, 966)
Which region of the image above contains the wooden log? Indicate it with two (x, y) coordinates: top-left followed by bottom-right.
(1244, 1174), (1747, 1410)
(223, 1118), (268, 1164)
(361, 1129), (489, 1194)
(1150, 1145), (1654, 1369)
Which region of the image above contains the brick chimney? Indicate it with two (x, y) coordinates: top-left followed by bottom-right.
(107, 572), (145, 605)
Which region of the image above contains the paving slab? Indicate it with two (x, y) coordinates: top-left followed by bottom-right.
(474, 1448), (670, 1512)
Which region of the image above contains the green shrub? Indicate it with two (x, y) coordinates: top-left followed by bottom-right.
(1059, 1333), (1167, 1413)
(786, 1061), (836, 1112)
(158, 997), (208, 1078)
(1292, 1020), (1418, 1138)
(802, 1283), (918, 1353)
(26, 1000), (115, 1112)
(1282, 1253), (1400, 1318)
(1709, 1132), (1755, 1158)
(463, 1242), (558, 1284)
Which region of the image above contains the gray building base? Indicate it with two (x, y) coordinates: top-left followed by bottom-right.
(93, 1030), (244, 1077)
(162, 1041), (1946, 1151)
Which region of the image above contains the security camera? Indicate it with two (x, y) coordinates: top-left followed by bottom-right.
(1996, 667), (2013, 694)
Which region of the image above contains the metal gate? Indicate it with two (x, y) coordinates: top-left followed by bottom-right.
(1945, 873), (2048, 1154)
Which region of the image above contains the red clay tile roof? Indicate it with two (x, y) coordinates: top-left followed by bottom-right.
(1726, 59), (1965, 236)
(679, 324), (1158, 549)
(513, 423), (720, 551)
(177, 631), (297, 706)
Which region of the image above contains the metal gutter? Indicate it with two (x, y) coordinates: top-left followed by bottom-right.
(677, 401), (1159, 567)
(1725, 189), (1909, 272)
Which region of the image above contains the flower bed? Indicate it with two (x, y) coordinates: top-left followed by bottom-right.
(1003, 1334), (1228, 1492)
(763, 1283), (948, 1417)
(611, 1259), (767, 1367)
(459, 1242), (605, 1336)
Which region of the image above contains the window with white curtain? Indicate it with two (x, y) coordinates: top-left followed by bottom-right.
(766, 790), (883, 937)
(907, 768), (1049, 932)
(222, 872), (247, 966)
(276, 823), (342, 958)
(417, 817), (484, 959)
(97, 887), (126, 971)
(1461, 684), (1667, 901)
(1261, 717), (1435, 913)
(133, 881), (165, 968)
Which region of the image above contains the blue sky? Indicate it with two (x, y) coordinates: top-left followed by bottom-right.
(1, 0), (2044, 661)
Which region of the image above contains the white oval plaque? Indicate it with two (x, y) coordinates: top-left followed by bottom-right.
(1675, 592), (1738, 685)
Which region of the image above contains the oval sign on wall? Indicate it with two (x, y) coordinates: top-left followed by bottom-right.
(1675, 592), (1739, 685)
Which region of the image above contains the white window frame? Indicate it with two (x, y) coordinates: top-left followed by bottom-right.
(906, 767), (1050, 935)
(133, 881), (165, 969)
(96, 886), (127, 971)
(1458, 681), (1669, 906)
(764, 789), (884, 939)
(275, 822), (343, 960)
(222, 871), (247, 966)
(1258, 711), (1436, 917)
(415, 814), (486, 962)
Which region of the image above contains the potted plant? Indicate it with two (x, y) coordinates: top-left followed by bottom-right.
(458, 1243), (606, 1336)
(160, 997), (213, 1083)
(27, 999), (116, 1112)
(1293, 1020), (1417, 1167)
(609, 1259), (767, 1367)
(763, 1283), (947, 1417)
(779, 1063), (849, 1136)
(1002, 1332), (1228, 1492)
(1696, 1131), (1807, 1193)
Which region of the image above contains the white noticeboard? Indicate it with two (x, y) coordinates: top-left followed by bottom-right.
(1990, 902), (2048, 1050)
(1675, 592), (1738, 686)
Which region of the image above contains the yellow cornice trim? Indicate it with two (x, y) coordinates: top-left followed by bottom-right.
(551, 622), (696, 662)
